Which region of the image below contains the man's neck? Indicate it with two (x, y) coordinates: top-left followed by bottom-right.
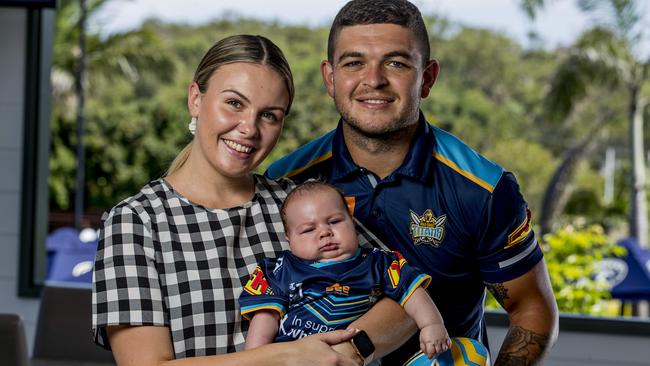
(342, 122), (418, 180)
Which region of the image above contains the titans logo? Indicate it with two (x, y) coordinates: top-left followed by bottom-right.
(409, 209), (447, 247)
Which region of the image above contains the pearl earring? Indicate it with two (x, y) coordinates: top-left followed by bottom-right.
(188, 117), (197, 135)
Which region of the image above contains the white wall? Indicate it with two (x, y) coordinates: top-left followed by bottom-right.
(0, 6), (42, 353)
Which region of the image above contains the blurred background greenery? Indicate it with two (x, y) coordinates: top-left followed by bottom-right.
(49, 0), (650, 317)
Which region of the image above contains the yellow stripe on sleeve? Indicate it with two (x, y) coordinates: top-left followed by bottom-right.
(240, 304), (285, 320)
(399, 274), (432, 306)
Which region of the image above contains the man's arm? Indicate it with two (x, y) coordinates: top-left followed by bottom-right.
(487, 260), (559, 365)
(332, 297), (418, 363)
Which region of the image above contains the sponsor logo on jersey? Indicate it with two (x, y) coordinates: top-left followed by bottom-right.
(505, 208), (532, 249)
(288, 282), (304, 302)
(409, 209), (446, 247)
(244, 266), (274, 296)
(272, 256), (284, 275)
(326, 282), (350, 295)
(388, 261), (401, 288)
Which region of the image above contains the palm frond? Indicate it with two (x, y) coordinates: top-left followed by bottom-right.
(577, 0), (642, 38)
(545, 28), (633, 122)
(520, 0), (549, 19)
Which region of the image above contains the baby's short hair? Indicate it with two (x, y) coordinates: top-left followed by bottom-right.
(281, 180), (349, 231)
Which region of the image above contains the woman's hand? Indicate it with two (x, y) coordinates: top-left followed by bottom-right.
(281, 329), (361, 366)
(331, 338), (364, 366)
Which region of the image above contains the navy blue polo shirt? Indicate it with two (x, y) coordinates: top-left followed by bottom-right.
(266, 114), (543, 349)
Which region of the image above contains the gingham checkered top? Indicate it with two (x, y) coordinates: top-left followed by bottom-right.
(92, 174), (383, 358)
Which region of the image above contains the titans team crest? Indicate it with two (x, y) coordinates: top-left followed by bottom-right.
(409, 209), (446, 247)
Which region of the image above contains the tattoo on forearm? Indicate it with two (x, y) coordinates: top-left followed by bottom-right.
(486, 283), (509, 308)
(495, 326), (550, 366)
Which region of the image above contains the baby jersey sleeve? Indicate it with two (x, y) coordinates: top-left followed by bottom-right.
(92, 205), (166, 349)
(239, 258), (289, 320)
(476, 172), (544, 284)
(376, 250), (432, 306)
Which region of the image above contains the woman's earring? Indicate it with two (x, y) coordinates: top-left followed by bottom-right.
(188, 117), (197, 135)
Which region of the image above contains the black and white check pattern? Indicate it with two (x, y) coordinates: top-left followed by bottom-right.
(92, 174), (384, 358)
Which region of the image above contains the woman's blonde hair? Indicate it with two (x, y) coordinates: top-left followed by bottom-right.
(167, 34), (295, 175)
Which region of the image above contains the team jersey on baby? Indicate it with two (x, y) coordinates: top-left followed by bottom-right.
(239, 247), (430, 342)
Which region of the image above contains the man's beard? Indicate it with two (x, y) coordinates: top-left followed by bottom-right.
(337, 102), (420, 146)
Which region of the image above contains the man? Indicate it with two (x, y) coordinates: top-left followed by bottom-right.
(267, 0), (559, 364)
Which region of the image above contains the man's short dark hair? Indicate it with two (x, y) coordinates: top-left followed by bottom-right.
(327, 0), (430, 65)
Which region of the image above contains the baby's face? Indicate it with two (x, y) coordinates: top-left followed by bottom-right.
(285, 187), (358, 262)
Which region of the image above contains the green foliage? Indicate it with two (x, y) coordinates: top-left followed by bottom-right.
(544, 225), (627, 315)
(50, 0), (181, 210)
(544, 27), (630, 124)
(483, 139), (557, 214)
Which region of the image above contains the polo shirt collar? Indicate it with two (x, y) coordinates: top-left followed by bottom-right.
(330, 111), (435, 182)
(331, 121), (361, 180)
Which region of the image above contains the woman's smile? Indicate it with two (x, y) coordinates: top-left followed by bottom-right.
(222, 138), (255, 154)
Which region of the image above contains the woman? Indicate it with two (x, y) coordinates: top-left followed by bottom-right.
(92, 35), (413, 366)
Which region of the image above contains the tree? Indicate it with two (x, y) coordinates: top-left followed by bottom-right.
(522, 0), (650, 245)
(47, 11), (584, 227)
(50, 1), (176, 214)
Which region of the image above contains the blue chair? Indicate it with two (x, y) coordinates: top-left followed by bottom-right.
(46, 227), (97, 286)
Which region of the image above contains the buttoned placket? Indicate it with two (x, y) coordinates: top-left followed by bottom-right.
(360, 169), (400, 231)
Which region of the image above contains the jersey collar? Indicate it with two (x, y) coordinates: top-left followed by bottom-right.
(331, 111), (435, 183)
(309, 247), (362, 268)
(331, 121), (360, 180)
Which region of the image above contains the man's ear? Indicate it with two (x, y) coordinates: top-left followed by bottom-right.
(320, 60), (335, 98)
(187, 82), (202, 116)
(421, 59), (439, 98)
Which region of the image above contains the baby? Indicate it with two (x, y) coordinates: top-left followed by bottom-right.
(239, 181), (451, 359)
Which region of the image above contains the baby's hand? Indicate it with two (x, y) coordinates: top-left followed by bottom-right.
(419, 324), (452, 358)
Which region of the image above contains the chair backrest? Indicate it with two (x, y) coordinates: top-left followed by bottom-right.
(32, 285), (115, 364)
(0, 313), (29, 366)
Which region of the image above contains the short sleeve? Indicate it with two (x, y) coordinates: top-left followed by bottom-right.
(477, 173), (544, 283)
(239, 259), (289, 320)
(377, 250), (431, 306)
(92, 205), (166, 349)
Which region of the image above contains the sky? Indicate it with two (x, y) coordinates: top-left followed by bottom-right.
(92, 0), (650, 55)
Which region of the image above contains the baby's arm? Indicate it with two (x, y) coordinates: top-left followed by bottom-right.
(403, 287), (451, 358)
(244, 310), (281, 350)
